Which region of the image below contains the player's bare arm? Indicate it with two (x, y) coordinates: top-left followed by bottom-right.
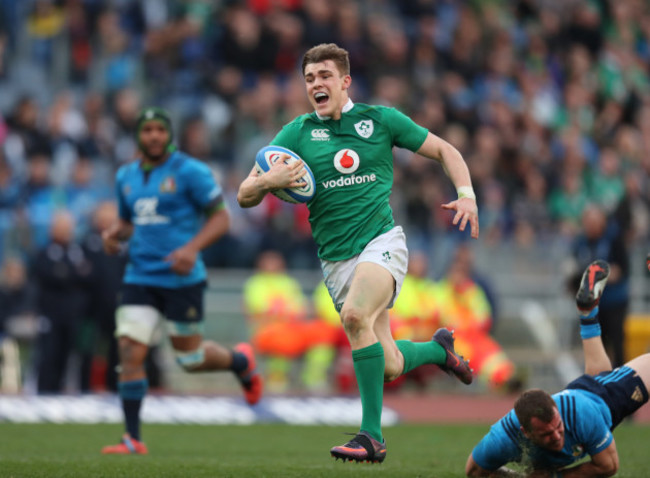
(465, 455), (527, 477)
(557, 441), (618, 478)
(166, 207), (230, 276)
(237, 156), (306, 208)
(416, 132), (479, 239)
(102, 218), (133, 255)
(465, 448), (561, 477)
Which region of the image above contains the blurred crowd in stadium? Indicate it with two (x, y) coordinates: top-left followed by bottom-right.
(0, 0), (648, 394)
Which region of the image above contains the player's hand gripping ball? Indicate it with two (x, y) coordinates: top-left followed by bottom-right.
(255, 146), (316, 204)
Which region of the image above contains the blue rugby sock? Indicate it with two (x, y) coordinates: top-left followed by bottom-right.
(230, 351), (248, 375)
(580, 306), (601, 340)
(119, 379), (148, 441)
(230, 350), (253, 387)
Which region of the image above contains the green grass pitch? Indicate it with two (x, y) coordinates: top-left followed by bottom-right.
(0, 422), (648, 477)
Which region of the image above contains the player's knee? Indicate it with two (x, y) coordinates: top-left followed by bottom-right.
(174, 347), (206, 372)
(383, 345), (403, 382)
(340, 307), (365, 336)
(384, 362), (403, 382)
(384, 356), (403, 382)
(118, 363), (146, 376)
(116, 336), (148, 376)
(384, 369), (400, 382)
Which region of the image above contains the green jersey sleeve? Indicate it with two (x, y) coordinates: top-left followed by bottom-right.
(382, 107), (429, 152)
(269, 121), (301, 153)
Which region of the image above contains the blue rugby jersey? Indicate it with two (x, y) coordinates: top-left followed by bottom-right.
(115, 151), (224, 288)
(471, 389), (613, 471)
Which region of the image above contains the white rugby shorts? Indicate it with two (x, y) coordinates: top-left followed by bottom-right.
(115, 305), (164, 345)
(320, 226), (408, 312)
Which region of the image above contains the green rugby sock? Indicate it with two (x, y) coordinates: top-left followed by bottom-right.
(352, 342), (385, 442)
(396, 339), (447, 375)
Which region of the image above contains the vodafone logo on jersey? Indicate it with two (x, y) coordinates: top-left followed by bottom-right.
(333, 149), (360, 174)
(322, 148), (377, 190)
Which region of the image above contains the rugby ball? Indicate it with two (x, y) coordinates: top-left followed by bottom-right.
(254, 145), (316, 204)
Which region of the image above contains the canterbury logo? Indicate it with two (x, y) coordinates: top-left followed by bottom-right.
(311, 129), (330, 141)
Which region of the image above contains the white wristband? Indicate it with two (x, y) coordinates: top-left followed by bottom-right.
(457, 186), (476, 200)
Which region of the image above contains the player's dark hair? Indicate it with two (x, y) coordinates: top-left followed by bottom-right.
(514, 389), (557, 432)
(302, 43), (350, 76)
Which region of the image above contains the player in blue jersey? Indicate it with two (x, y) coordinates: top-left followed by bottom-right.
(101, 107), (262, 455)
(466, 260), (650, 477)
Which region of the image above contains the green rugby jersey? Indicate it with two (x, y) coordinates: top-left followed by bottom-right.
(270, 102), (428, 261)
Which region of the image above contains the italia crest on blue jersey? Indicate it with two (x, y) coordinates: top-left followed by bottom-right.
(571, 444), (584, 457)
(160, 176), (176, 193)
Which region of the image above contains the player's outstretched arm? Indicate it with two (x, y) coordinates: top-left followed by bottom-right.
(237, 158), (306, 208)
(465, 455), (526, 477)
(557, 441), (618, 478)
(416, 132), (479, 239)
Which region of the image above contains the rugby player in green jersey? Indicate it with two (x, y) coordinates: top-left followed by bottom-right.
(238, 43), (479, 463)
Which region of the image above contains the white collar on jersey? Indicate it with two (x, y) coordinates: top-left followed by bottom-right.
(315, 98), (354, 120)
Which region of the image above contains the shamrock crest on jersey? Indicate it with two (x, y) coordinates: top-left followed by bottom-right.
(354, 119), (374, 138)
